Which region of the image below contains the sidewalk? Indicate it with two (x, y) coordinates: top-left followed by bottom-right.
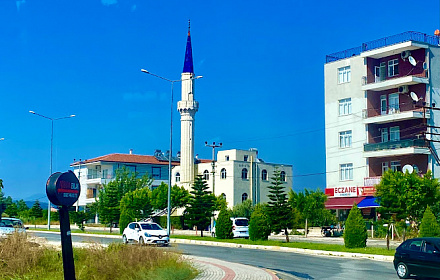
(189, 256), (280, 280)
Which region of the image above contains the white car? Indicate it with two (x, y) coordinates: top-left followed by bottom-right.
(0, 218), (27, 237)
(231, 217), (249, 238)
(212, 217), (249, 238)
(122, 221), (169, 246)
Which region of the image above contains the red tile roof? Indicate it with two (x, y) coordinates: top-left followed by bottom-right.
(70, 153), (180, 166)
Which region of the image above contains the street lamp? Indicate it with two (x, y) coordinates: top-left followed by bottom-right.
(29, 110), (75, 230)
(140, 69), (202, 236)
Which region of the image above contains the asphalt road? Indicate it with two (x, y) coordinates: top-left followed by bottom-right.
(30, 232), (398, 280)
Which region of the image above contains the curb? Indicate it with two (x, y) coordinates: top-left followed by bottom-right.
(29, 230), (394, 262)
(170, 239), (394, 262)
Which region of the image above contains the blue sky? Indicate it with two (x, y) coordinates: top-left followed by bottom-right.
(0, 0), (439, 200)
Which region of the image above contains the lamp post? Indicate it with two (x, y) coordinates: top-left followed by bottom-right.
(29, 110), (75, 230)
(140, 69), (202, 236)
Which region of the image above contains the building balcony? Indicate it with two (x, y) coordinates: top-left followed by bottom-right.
(361, 74), (428, 92)
(364, 177), (381, 187)
(364, 139), (430, 158)
(363, 108), (429, 124)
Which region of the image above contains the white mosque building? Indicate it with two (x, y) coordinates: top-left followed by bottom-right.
(171, 24), (292, 207)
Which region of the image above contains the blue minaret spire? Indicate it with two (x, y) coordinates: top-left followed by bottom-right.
(183, 20), (194, 74)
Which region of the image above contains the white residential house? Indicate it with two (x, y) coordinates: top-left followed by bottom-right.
(70, 150), (179, 207)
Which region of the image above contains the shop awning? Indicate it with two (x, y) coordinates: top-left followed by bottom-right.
(357, 196), (380, 208)
(325, 197), (365, 209)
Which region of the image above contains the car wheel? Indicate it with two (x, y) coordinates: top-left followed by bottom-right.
(122, 234), (128, 244)
(139, 237), (144, 245)
(396, 262), (410, 279)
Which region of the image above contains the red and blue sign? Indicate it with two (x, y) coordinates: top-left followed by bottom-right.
(46, 170), (80, 207)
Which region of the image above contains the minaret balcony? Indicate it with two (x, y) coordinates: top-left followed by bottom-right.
(178, 100), (199, 112)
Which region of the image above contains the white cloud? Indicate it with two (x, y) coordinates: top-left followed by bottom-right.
(101, 0), (117, 6)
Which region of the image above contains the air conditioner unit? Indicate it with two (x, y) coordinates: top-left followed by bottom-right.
(401, 50), (411, 60)
(398, 85), (409, 93)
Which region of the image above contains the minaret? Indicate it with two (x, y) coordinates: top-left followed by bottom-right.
(177, 21), (199, 188)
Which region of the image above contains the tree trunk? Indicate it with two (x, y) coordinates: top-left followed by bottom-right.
(305, 218), (308, 238)
(285, 228), (290, 243)
(201, 230), (204, 237)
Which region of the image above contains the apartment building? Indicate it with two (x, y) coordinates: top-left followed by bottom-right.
(70, 150), (179, 207)
(324, 31), (440, 219)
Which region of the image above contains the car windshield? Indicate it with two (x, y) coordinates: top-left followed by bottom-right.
(141, 223), (162, 230)
(0, 219), (23, 228)
(235, 219), (249, 226)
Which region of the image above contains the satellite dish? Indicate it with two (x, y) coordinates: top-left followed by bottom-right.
(408, 56), (417, 66)
(402, 164), (414, 174)
(410, 92), (419, 102)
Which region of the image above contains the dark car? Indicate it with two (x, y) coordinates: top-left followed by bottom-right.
(393, 237), (440, 279)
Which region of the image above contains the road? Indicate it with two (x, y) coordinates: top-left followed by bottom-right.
(30, 231), (398, 280)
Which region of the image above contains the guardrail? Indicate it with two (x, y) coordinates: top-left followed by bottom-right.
(326, 31), (439, 63)
(364, 138), (428, 152)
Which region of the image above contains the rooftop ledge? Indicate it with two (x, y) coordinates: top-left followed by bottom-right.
(325, 31), (439, 63)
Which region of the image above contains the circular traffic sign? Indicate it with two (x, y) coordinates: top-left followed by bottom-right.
(46, 170), (80, 207)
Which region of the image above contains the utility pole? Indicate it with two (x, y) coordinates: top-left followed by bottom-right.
(204, 142), (222, 196)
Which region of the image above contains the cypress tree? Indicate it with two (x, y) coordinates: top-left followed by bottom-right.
(215, 206), (233, 239)
(249, 204), (271, 241)
(344, 204), (367, 248)
(419, 206), (440, 237)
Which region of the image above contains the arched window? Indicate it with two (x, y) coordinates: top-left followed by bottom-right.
(241, 168), (248, 180)
(261, 169), (268, 181)
(242, 193), (248, 202)
(280, 171), (286, 182)
(203, 170), (209, 180)
(221, 168), (227, 179)
(221, 193), (226, 200)
(175, 172), (180, 182)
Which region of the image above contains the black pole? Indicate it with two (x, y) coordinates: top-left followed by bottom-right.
(59, 206), (76, 280)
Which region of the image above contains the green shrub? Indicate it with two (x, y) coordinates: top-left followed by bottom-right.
(419, 206), (440, 237)
(249, 204), (271, 241)
(344, 204), (367, 248)
(215, 207), (233, 239)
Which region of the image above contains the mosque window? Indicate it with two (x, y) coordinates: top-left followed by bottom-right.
(241, 168), (248, 180)
(203, 170), (209, 180)
(175, 172), (180, 182)
(221, 168), (227, 179)
(261, 169), (268, 181)
(280, 171), (286, 182)
(244, 155), (248, 161)
(242, 193), (248, 202)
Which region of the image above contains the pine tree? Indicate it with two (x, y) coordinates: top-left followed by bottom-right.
(267, 168), (292, 242)
(419, 206), (440, 237)
(215, 206), (233, 239)
(249, 204), (271, 241)
(185, 175), (215, 237)
(29, 200), (43, 219)
(4, 202), (18, 217)
(344, 204), (367, 248)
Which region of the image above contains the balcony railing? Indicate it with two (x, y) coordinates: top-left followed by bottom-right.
(364, 177), (381, 187)
(326, 31), (440, 63)
(87, 173), (114, 180)
(364, 138), (428, 152)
